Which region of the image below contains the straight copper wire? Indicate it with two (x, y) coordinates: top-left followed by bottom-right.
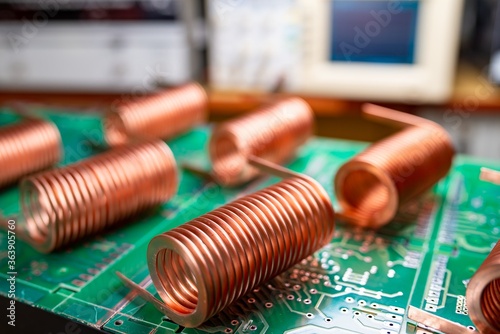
(467, 240), (500, 334)
(19, 140), (178, 253)
(334, 104), (454, 228)
(209, 97), (314, 186)
(104, 83), (208, 146)
(146, 164), (334, 327)
(0, 118), (62, 189)
(480, 167), (500, 185)
(407, 306), (477, 334)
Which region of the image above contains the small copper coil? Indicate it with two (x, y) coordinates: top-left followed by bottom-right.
(334, 104), (454, 228)
(467, 240), (500, 334)
(147, 174), (334, 327)
(0, 118), (62, 189)
(209, 97), (314, 186)
(104, 83), (208, 146)
(19, 140), (178, 253)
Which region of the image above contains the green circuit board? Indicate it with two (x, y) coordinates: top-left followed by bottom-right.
(0, 108), (499, 334)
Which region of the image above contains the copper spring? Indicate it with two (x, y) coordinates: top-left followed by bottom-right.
(19, 140), (178, 253)
(104, 83), (208, 146)
(467, 240), (500, 334)
(0, 118), (62, 189)
(147, 174), (334, 327)
(334, 104), (454, 228)
(209, 97), (314, 186)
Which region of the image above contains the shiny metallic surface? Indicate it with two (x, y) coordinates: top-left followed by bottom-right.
(209, 97), (314, 186)
(20, 140), (178, 253)
(104, 83), (207, 146)
(407, 306), (477, 334)
(480, 167), (500, 185)
(467, 240), (500, 334)
(334, 104), (454, 228)
(147, 175), (334, 327)
(0, 118), (62, 188)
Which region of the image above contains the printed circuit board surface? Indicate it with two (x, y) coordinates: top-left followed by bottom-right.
(0, 109), (499, 334)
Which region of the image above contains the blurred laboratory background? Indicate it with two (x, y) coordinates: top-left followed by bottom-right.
(0, 0), (499, 158)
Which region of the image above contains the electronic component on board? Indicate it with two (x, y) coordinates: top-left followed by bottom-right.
(335, 104), (454, 228)
(467, 240), (500, 334)
(123, 159), (334, 327)
(104, 83), (207, 146)
(209, 97), (313, 186)
(0, 118), (61, 188)
(19, 140), (178, 252)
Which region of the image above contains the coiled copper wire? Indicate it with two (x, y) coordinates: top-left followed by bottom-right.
(467, 240), (500, 334)
(334, 104), (454, 228)
(209, 97), (314, 186)
(0, 118), (62, 189)
(19, 140), (178, 253)
(104, 83), (208, 146)
(147, 174), (334, 327)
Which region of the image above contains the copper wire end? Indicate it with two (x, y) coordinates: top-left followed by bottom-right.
(209, 97), (314, 186)
(467, 240), (500, 334)
(334, 104), (454, 228)
(19, 140), (178, 253)
(147, 174), (334, 327)
(104, 83), (208, 146)
(480, 167), (500, 185)
(0, 118), (62, 189)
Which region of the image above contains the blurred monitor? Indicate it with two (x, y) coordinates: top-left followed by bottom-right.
(0, 0), (202, 92)
(208, 0), (464, 103)
(328, 1), (419, 64)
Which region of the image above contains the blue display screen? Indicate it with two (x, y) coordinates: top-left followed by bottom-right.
(330, 0), (419, 64)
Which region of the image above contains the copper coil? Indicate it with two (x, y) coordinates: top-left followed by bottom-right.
(334, 104), (454, 228)
(19, 140), (178, 253)
(0, 118), (62, 189)
(467, 240), (500, 334)
(209, 97), (314, 186)
(104, 83), (208, 146)
(147, 175), (334, 327)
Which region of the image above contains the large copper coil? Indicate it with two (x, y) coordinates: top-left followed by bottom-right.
(147, 175), (334, 327)
(334, 104), (454, 228)
(104, 83), (208, 146)
(0, 118), (62, 189)
(19, 140), (178, 253)
(467, 240), (500, 334)
(209, 97), (314, 186)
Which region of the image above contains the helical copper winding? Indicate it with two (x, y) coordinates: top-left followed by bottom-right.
(147, 174), (334, 327)
(334, 104), (454, 228)
(104, 83), (208, 146)
(209, 97), (314, 186)
(467, 240), (500, 334)
(19, 140), (178, 253)
(0, 118), (62, 189)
